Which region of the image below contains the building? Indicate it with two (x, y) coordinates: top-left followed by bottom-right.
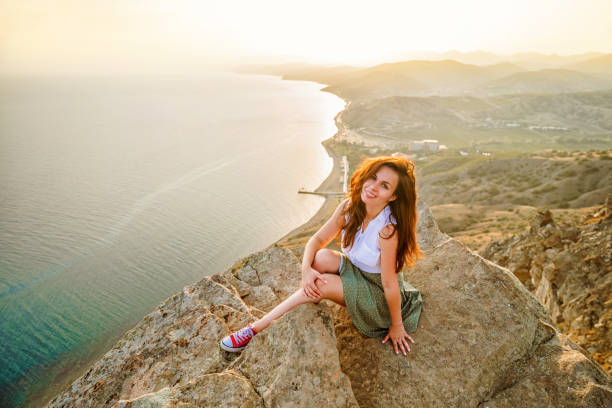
(409, 139), (440, 151)
(409, 141), (424, 151)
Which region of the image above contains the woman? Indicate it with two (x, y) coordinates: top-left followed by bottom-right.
(220, 155), (424, 356)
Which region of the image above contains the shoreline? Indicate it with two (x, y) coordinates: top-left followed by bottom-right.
(29, 76), (348, 408)
(273, 100), (347, 256)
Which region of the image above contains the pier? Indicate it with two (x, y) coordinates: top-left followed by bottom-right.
(297, 190), (345, 197)
(298, 155), (349, 197)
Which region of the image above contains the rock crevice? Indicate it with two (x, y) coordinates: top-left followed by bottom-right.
(481, 197), (612, 372)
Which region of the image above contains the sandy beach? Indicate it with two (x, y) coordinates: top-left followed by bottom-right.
(8, 78), (344, 406)
(274, 109), (347, 258)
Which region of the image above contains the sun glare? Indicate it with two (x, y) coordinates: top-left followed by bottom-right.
(0, 0), (610, 73)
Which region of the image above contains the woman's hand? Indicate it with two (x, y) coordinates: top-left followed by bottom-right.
(382, 323), (415, 356)
(301, 267), (327, 300)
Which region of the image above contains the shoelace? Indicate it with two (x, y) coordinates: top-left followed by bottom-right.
(234, 326), (253, 343)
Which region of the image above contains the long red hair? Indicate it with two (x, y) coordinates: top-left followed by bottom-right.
(339, 155), (424, 273)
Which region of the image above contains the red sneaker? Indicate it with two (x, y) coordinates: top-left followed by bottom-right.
(219, 323), (258, 352)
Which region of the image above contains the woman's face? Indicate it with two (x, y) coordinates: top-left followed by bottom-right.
(361, 165), (398, 207)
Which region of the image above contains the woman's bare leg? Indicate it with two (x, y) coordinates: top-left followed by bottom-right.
(251, 287), (315, 333)
(251, 249), (344, 333)
(251, 274), (345, 333)
(311, 248), (342, 275)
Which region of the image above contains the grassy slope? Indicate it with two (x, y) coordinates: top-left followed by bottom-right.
(339, 90), (612, 152)
(418, 149), (611, 251)
(320, 139), (610, 252)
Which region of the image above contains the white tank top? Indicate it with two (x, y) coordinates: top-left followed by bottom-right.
(341, 204), (397, 274)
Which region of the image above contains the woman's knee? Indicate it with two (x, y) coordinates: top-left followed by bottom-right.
(312, 249), (341, 274)
(315, 274), (345, 306)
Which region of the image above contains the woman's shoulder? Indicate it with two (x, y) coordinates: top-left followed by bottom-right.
(378, 208), (398, 241)
(330, 197), (350, 227)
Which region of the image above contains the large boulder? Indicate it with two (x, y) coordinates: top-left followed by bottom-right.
(330, 198), (611, 407)
(45, 199), (611, 407)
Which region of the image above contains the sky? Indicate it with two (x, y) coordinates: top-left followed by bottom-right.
(1, 0), (611, 75)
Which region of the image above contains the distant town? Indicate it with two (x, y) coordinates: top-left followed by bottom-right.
(394, 139), (490, 158)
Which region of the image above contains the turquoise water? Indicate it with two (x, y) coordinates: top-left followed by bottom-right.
(0, 72), (345, 407)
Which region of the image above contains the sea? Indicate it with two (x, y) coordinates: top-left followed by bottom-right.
(0, 71), (345, 407)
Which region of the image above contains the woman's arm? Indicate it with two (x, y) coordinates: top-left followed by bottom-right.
(300, 198), (349, 298)
(301, 197), (349, 270)
(379, 224), (414, 355)
(379, 225), (403, 325)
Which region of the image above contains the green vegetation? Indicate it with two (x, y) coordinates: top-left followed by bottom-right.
(324, 139), (610, 211)
(416, 149), (612, 209)
(340, 90), (612, 153)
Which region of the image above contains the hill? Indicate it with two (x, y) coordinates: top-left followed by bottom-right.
(334, 91), (612, 152)
(481, 198), (612, 373)
(417, 149), (612, 209)
(239, 58), (612, 100)
(478, 68), (612, 95)
(563, 53), (612, 77)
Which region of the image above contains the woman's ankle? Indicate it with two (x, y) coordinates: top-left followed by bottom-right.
(251, 320), (267, 334)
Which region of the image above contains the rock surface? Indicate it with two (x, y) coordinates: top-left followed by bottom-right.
(481, 196), (612, 373)
(45, 199), (611, 407)
(44, 247), (357, 408)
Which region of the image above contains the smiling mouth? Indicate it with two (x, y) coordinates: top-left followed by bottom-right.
(365, 191), (376, 198)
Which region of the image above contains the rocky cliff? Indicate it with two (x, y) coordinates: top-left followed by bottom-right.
(481, 196), (612, 374)
(45, 199), (612, 407)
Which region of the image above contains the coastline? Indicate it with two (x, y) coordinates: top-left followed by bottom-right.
(30, 78), (348, 408)
(274, 103), (347, 257)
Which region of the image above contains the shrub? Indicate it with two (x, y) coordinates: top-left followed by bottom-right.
(563, 192), (580, 201)
(534, 184), (556, 194)
(559, 168), (577, 177)
(516, 184), (532, 192)
(514, 196), (533, 205)
(528, 179), (543, 188)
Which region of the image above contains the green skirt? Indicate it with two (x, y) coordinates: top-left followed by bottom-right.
(338, 252), (423, 338)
